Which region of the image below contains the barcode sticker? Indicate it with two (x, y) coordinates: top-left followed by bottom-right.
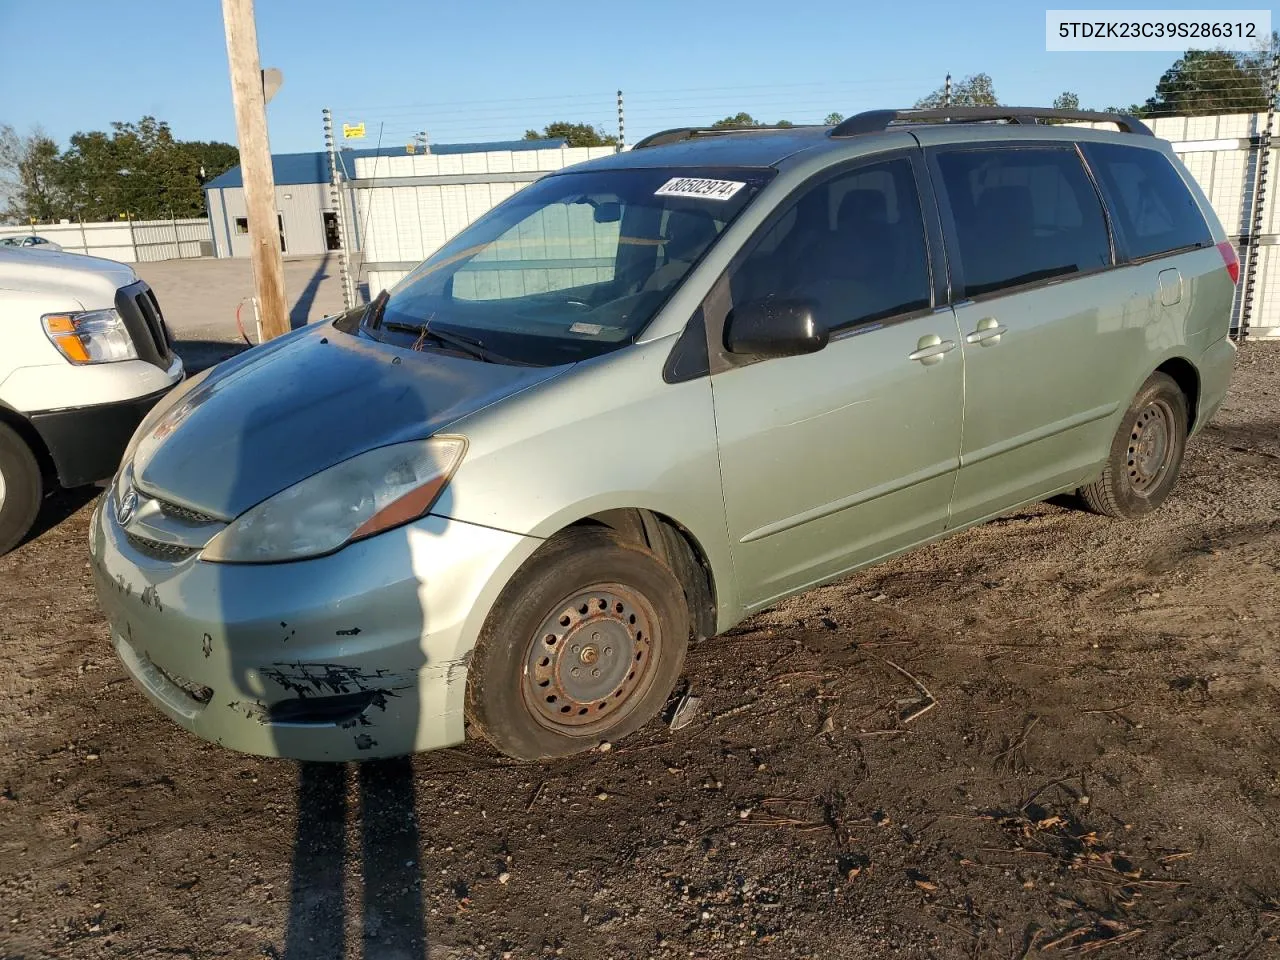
(654, 177), (746, 201)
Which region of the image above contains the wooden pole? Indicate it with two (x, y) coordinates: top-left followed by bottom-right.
(220, 0), (288, 340)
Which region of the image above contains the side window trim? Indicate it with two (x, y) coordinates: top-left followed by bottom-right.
(703, 148), (941, 375)
(925, 141), (1115, 304)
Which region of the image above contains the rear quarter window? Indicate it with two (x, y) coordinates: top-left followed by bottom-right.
(1081, 142), (1212, 262)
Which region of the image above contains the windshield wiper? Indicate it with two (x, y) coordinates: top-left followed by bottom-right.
(381, 320), (516, 364)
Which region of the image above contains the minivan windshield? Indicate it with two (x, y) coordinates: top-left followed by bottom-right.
(364, 166), (774, 365)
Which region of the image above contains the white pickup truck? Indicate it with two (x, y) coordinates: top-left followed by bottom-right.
(0, 249), (183, 554)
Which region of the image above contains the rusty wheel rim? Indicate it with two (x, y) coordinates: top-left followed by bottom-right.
(522, 583), (660, 733)
(1127, 399), (1174, 494)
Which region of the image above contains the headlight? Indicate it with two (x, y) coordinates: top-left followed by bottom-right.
(201, 436), (467, 563)
(42, 308), (137, 364)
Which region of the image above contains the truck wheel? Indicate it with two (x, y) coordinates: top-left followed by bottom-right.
(466, 526), (689, 761)
(0, 422), (42, 555)
(1078, 372), (1188, 519)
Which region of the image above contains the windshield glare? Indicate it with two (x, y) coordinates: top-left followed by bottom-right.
(367, 166), (774, 365)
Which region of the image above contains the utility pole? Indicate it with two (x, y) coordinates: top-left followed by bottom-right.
(221, 0), (288, 340)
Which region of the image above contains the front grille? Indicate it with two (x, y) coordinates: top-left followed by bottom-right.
(114, 280), (173, 370)
(135, 287), (172, 356)
(126, 533), (198, 561)
(153, 497), (218, 525)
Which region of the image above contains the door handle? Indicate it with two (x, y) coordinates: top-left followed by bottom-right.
(965, 317), (1006, 346)
(908, 335), (956, 365)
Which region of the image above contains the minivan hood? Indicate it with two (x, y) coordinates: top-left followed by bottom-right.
(0, 248), (137, 309)
(132, 322), (569, 518)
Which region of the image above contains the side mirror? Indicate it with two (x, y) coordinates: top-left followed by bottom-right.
(593, 201), (622, 224)
(724, 298), (828, 358)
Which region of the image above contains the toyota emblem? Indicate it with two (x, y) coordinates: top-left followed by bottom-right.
(117, 486), (139, 526)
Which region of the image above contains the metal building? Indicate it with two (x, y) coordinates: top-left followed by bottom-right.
(203, 140), (564, 259)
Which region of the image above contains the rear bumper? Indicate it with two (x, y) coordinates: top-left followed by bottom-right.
(1193, 336), (1236, 434)
(30, 378), (182, 488)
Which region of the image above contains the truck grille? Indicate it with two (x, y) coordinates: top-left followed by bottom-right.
(115, 280), (174, 370)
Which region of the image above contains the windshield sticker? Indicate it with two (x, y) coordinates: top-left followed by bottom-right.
(654, 177), (746, 201)
(569, 322), (604, 335)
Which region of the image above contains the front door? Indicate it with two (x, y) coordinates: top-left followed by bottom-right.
(708, 152), (964, 609)
(925, 141), (1129, 526)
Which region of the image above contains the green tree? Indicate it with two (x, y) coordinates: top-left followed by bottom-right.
(711, 112), (760, 129)
(522, 122), (617, 147)
(1052, 91), (1081, 111)
(54, 116), (235, 220)
(180, 140), (240, 185)
(824, 112), (845, 125)
(915, 73), (999, 108)
(1141, 48), (1271, 117)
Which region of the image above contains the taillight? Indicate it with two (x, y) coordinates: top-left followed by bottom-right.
(1216, 240), (1240, 285)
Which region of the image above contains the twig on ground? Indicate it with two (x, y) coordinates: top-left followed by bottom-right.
(871, 655), (939, 723)
(995, 716), (1041, 771)
(526, 780), (546, 812)
(1075, 927), (1144, 953)
(1041, 926), (1090, 950)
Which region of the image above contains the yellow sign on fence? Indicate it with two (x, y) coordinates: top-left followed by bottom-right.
(342, 122), (366, 140)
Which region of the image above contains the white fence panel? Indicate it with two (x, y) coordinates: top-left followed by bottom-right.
(0, 218), (212, 263)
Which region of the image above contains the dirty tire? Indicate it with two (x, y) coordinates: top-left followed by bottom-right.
(1079, 372), (1188, 519)
(0, 422), (42, 556)
(467, 526), (689, 761)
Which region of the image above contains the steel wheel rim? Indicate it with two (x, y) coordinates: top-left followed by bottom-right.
(1127, 399), (1174, 494)
(522, 583), (661, 733)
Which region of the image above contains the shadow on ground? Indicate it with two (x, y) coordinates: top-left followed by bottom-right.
(174, 339), (252, 375)
(282, 760), (426, 959)
(23, 485), (100, 546)
(291, 255), (332, 330)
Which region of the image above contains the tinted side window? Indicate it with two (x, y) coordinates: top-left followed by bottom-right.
(1081, 142), (1211, 261)
(730, 157), (931, 332)
(935, 147), (1111, 298)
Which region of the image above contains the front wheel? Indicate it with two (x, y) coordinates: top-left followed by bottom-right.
(1078, 372), (1188, 519)
(0, 422), (42, 556)
(466, 527), (689, 761)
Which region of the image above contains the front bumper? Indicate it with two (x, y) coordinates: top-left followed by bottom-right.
(89, 497), (538, 761)
(31, 370), (183, 488)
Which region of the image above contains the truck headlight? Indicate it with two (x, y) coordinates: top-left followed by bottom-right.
(42, 308), (138, 364)
(201, 437), (467, 563)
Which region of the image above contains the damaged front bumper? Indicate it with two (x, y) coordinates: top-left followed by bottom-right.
(88, 496), (538, 761)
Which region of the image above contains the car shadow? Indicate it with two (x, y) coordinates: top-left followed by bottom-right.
(24, 485), (100, 544)
(172, 339), (252, 375)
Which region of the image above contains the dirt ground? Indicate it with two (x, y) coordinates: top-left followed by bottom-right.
(2, 342), (1279, 960)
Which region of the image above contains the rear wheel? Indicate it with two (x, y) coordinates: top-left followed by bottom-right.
(0, 422), (42, 556)
(466, 526), (689, 761)
(1078, 372), (1188, 519)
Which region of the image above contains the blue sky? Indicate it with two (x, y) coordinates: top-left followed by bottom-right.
(0, 0), (1234, 154)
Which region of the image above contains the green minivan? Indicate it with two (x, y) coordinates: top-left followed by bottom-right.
(90, 107), (1236, 762)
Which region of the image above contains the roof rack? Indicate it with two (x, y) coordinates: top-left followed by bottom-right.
(829, 107), (1153, 138)
(631, 125), (821, 150)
